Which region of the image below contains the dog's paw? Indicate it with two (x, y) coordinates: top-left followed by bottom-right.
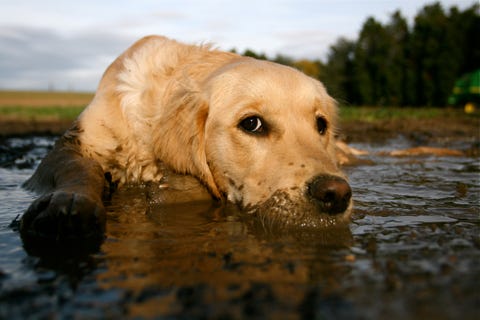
(20, 191), (106, 247)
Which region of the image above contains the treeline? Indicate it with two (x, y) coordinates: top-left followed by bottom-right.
(238, 2), (479, 107)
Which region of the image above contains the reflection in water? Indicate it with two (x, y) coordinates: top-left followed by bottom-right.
(0, 136), (479, 319)
(100, 185), (354, 318)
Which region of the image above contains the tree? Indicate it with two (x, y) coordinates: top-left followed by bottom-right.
(354, 17), (391, 105)
(273, 54), (294, 66)
(385, 11), (412, 106)
(293, 59), (322, 79)
(325, 2), (479, 107)
(323, 37), (357, 104)
(238, 2), (479, 107)
(411, 2), (455, 106)
(447, 4), (480, 75)
(243, 49), (267, 60)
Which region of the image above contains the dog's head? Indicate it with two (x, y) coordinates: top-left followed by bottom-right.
(156, 58), (352, 228)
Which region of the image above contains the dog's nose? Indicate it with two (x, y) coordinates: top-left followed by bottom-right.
(307, 175), (352, 215)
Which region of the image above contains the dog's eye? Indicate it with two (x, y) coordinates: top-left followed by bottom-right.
(239, 116), (265, 134)
(316, 116), (328, 135)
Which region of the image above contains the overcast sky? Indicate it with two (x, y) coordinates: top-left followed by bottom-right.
(0, 0), (474, 91)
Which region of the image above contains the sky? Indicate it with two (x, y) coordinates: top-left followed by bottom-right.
(0, 0), (475, 91)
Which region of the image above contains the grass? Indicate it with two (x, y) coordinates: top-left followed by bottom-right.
(0, 105), (85, 120)
(0, 90), (93, 121)
(339, 106), (474, 122)
(0, 90), (93, 107)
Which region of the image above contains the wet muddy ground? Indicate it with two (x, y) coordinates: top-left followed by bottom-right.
(0, 118), (479, 319)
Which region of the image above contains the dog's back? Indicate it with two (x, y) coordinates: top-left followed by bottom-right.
(75, 36), (237, 185)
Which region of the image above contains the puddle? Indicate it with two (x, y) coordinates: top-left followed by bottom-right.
(0, 135), (479, 319)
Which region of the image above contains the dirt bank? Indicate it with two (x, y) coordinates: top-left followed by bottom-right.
(0, 119), (73, 136)
(341, 116), (479, 144)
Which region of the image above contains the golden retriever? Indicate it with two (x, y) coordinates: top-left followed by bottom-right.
(20, 35), (352, 243)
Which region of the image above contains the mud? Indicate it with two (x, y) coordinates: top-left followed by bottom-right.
(340, 116), (479, 144)
(0, 116), (479, 319)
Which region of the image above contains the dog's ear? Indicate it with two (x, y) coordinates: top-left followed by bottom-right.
(152, 86), (222, 199)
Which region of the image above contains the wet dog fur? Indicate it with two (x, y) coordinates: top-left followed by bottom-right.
(21, 35), (352, 241)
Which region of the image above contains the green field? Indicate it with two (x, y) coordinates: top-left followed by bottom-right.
(339, 106), (444, 121)
(0, 90), (93, 120)
(0, 105), (86, 120)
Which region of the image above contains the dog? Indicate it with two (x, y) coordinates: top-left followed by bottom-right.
(20, 35), (352, 244)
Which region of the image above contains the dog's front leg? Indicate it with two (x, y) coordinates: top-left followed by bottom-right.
(20, 137), (106, 249)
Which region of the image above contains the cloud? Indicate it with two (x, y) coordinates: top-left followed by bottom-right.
(0, 24), (331, 92)
(0, 25), (135, 91)
(2, 0), (471, 91)
(274, 29), (337, 60)
(150, 11), (188, 21)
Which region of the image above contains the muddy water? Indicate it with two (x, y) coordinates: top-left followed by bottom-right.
(0, 135), (479, 319)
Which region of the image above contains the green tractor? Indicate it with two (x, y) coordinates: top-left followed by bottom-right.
(448, 69), (480, 113)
